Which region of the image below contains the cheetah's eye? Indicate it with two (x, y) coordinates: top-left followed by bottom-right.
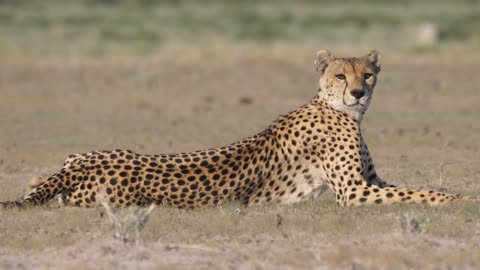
(335, 74), (346, 80)
(364, 73), (373, 80)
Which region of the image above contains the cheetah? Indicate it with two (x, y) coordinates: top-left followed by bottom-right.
(0, 50), (474, 209)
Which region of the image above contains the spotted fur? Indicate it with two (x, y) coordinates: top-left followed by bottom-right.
(0, 50), (473, 209)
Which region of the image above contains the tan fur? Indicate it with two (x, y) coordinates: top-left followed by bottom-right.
(25, 177), (46, 194)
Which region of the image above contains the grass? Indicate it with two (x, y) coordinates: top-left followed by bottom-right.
(1, 197), (478, 245)
(0, 0), (479, 56)
(1, 199), (479, 268)
(98, 194), (156, 242)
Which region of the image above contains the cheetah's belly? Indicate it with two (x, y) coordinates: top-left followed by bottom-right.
(280, 165), (330, 204)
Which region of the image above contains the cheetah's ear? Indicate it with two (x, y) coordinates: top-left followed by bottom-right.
(366, 50), (381, 73)
(314, 49), (334, 74)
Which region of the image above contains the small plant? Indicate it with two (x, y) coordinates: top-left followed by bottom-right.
(398, 211), (430, 233)
(98, 192), (156, 242)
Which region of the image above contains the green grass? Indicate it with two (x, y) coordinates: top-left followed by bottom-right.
(0, 0), (479, 55)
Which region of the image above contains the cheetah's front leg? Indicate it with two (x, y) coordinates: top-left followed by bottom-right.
(322, 140), (471, 206)
(343, 183), (465, 206)
(360, 138), (396, 188)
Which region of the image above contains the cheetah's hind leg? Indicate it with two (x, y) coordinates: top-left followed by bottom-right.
(0, 174), (65, 209)
(24, 176), (65, 206)
(0, 176), (44, 209)
(24, 176), (46, 197)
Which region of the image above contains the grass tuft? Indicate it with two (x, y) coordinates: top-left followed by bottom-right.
(98, 193), (156, 242)
(398, 211), (430, 233)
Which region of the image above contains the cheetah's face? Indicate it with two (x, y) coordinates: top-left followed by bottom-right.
(314, 50), (381, 120)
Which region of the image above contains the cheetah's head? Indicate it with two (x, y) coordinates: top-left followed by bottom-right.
(314, 50), (381, 121)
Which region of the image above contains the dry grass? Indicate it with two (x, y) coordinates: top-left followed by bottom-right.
(98, 193), (156, 242)
(0, 47), (480, 269)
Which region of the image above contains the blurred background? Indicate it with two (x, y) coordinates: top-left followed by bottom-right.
(0, 0), (479, 56)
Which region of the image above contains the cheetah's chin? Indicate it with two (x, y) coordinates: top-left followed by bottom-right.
(346, 102), (365, 107)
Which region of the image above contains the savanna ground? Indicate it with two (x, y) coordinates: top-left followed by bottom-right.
(1, 1), (480, 269)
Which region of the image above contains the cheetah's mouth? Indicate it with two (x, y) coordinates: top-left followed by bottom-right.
(344, 100), (365, 107)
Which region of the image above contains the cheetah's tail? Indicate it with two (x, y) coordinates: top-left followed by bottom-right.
(0, 173), (64, 209)
(0, 201), (24, 209)
(461, 194), (480, 202)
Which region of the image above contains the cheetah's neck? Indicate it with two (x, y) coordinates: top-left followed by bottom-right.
(308, 94), (363, 125)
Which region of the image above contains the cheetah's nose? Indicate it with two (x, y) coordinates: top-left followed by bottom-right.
(350, 89), (365, 99)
